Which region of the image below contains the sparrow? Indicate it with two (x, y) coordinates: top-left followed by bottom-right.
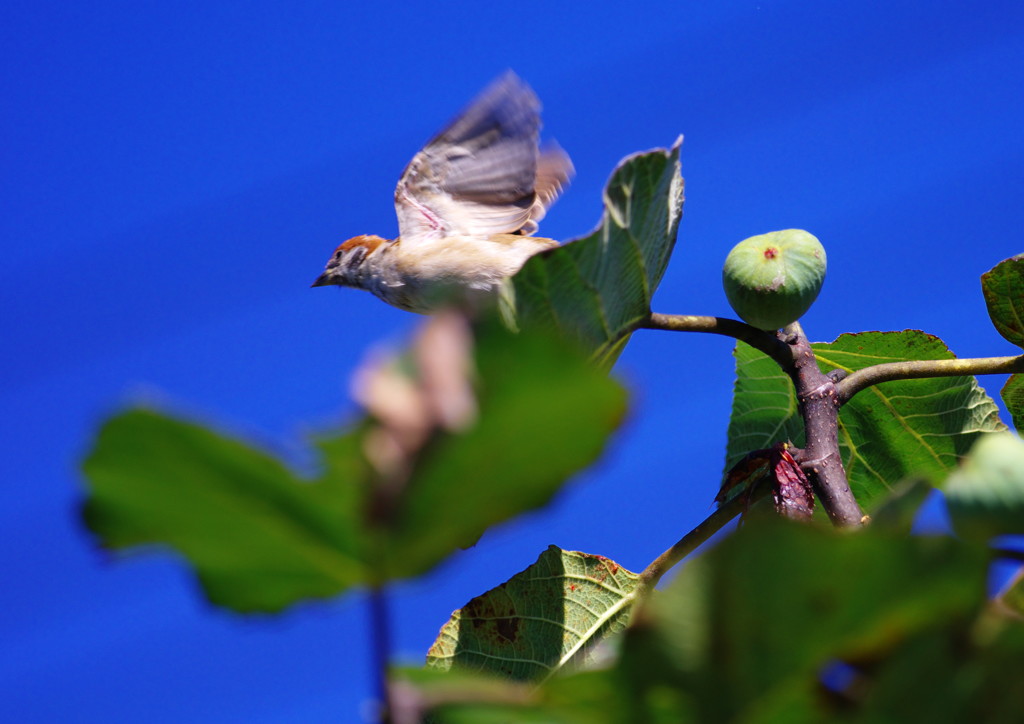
(312, 71), (573, 313)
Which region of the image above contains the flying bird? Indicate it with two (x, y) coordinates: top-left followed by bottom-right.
(312, 72), (573, 312)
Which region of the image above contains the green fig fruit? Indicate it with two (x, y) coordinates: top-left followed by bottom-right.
(722, 229), (826, 330)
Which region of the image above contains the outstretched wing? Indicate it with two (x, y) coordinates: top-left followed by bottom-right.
(394, 71), (573, 244)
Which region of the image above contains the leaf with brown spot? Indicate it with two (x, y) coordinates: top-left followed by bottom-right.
(427, 546), (640, 682)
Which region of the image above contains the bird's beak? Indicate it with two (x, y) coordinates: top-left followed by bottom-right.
(311, 272), (332, 288)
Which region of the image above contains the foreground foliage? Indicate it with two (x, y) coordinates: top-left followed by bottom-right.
(80, 145), (1024, 721)
(406, 514), (1022, 723)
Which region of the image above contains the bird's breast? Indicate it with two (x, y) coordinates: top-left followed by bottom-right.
(366, 235), (556, 311)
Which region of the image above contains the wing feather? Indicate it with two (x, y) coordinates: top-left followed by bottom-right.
(394, 72), (572, 244)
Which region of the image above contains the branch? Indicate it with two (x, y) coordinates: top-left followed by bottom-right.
(645, 313), (1024, 404)
(370, 587), (394, 724)
(641, 313), (1024, 525)
(783, 322), (864, 527)
(642, 313), (863, 526)
(639, 490), (761, 589)
(837, 353), (1024, 403)
(641, 313), (794, 371)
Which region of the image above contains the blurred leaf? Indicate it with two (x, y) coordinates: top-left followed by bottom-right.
(398, 667), (631, 724)
(427, 545), (639, 681)
(511, 141), (684, 368)
(393, 667), (536, 723)
(627, 517), (986, 721)
(855, 631), (972, 721)
(410, 517), (1003, 721)
(945, 432), (1024, 542)
(845, 618), (1024, 723)
(82, 410), (368, 612)
(1001, 374), (1024, 432)
(981, 255), (1024, 348)
(380, 322), (628, 580)
(997, 567), (1024, 618)
(867, 478), (932, 534)
(82, 324), (627, 612)
(724, 332), (1005, 512)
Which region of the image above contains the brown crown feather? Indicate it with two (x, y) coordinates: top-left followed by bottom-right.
(336, 234), (388, 255)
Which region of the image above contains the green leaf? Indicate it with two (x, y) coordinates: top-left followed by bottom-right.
(82, 410), (368, 612)
(981, 255), (1024, 348)
(724, 331), (1005, 512)
(82, 324), (627, 612)
(945, 431), (1024, 541)
(511, 141), (684, 367)
(1001, 374), (1024, 432)
(427, 545), (640, 681)
(723, 343), (803, 479)
(627, 517), (986, 722)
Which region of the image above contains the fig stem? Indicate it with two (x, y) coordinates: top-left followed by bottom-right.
(836, 354), (1024, 403)
(641, 313), (791, 368)
(638, 485), (768, 590)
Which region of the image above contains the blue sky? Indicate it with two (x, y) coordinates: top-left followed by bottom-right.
(4, 1), (1024, 720)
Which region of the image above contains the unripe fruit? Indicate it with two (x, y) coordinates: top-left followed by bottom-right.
(722, 229), (826, 330)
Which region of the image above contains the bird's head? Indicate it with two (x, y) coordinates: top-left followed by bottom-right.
(311, 234), (388, 289)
